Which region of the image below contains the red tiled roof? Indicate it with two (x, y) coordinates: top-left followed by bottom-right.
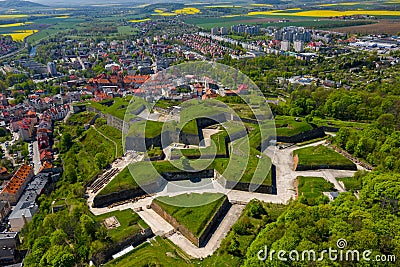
(0, 164), (32, 195)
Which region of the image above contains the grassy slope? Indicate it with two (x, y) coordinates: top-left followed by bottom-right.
(97, 167), (139, 196)
(105, 236), (190, 267)
(337, 177), (362, 191)
(96, 124), (123, 157)
(154, 193), (226, 237)
(275, 116), (313, 136)
(297, 176), (335, 199)
(294, 145), (355, 168)
(94, 209), (148, 242)
(63, 127), (116, 183)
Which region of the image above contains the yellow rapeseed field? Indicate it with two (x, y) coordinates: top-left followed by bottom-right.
(54, 15), (70, 19)
(152, 12), (177, 16)
(0, 23), (25, 28)
(248, 9), (400, 17)
(174, 7), (201, 15)
(129, 18), (151, 23)
(153, 7), (200, 16)
(0, 14), (29, 19)
(319, 2), (361, 7)
(2, 30), (38, 41)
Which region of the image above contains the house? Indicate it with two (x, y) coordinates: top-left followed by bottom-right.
(39, 149), (53, 163)
(8, 174), (48, 231)
(0, 165), (34, 205)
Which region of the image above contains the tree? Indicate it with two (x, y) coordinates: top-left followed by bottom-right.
(80, 214), (96, 238)
(64, 164), (77, 183)
(227, 236), (240, 255)
(94, 152), (107, 170)
(376, 113), (396, 133)
(247, 199), (265, 219)
(50, 229), (68, 246)
(335, 128), (350, 148)
(60, 133), (73, 153)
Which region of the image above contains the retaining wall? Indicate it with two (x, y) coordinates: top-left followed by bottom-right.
(277, 127), (326, 143)
(91, 227), (153, 266)
(150, 197), (230, 247)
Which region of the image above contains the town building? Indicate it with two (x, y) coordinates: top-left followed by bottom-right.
(294, 40), (305, 52)
(0, 165), (34, 205)
(47, 62), (57, 76)
(281, 41), (291, 51)
(8, 173), (48, 231)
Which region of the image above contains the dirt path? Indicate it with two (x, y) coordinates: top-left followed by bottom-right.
(91, 125), (118, 158)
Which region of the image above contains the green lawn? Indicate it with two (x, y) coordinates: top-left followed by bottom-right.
(66, 111), (96, 127)
(337, 177), (362, 191)
(297, 176), (335, 200)
(97, 167), (139, 196)
(146, 146), (163, 159)
(88, 96), (134, 120)
(275, 116), (313, 137)
(117, 25), (139, 35)
(173, 129), (228, 158)
(180, 119), (198, 135)
(294, 145), (356, 170)
(154, 193), (226, 237)
(105, 236), (191, 267)
(94, 209), (148, 243)
(129, 120), (164, 138)
(312, 117), (370, 130)
(96, 124), (123, 157)
(154, 99), (182, 109)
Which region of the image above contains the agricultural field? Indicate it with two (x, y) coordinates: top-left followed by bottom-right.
(297, 176), (335, 200)
(332, 19), (400, 34)
(1, 29), (37, 41)
(294, 145), (357, 171)
(0, 14), (82, 42)
(153, 193), (226, 237)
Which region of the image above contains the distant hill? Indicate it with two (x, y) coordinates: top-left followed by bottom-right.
(0, 0), (46, 8)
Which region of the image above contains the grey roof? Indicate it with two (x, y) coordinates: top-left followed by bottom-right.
(0, 233), (17, 240)
(8, 174), (48, 220)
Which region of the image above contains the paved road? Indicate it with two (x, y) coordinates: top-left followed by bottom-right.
(168, 204), (245, 258)
(86, 152), (143, 208)
(265, 140), (356, 194)
(87, 139), (362, 258)
(32, 141), (41, 175)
